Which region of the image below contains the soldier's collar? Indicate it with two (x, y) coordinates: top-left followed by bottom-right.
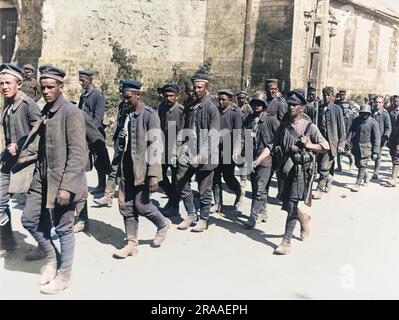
(48, 94), (66, 113)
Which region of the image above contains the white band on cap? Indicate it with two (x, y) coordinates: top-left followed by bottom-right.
(0, 69), (23, 81)
(40, 74), (65, 83)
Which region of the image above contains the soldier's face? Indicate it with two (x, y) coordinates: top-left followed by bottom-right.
(0, 74), (21, 98)
(163, 92), (178, 106)
(288, 104), (301, 117)
(237, 96), (247, 107)
(40, 78), (63, 103)
(24, 69), (33, 79)
(340, 93), (346, 101)
(375, 98), (384, 109)
(79, 77), (91, 90)
(267, 85), (278, 98)
(250, 102), (264, 114)
(194, 81), (208, 99)
(323, 92), (334, 104)
(307, 93), (316, 102)
(218, 95), (231, 109)
(185, 85), (194, 98)
(122, 90), (141, 108)
(395, 98), (399, 107)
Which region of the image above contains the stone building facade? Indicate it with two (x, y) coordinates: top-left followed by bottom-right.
(1, 0), (399, 100)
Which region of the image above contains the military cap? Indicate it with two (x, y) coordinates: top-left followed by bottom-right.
(360, 104), (372, 114)
(193, 73), (210, 83)
(368, 93), (377, 100)
(39, 65), (66, 83)
(338, 89), (347, 94)
(236, 91), (248, 98)
(79, 70), (94, 79)
(218, 89), (234, 98)
(307, 87), (316, 94)
(162, 83), (180, 94)
(121, 80), (142, 92)
(286, 90), (307, 106)
(0, 63), (24, 81)
(265, 79), (279, 86)
(249, 91), (267, 108)
(322, 86), (335, 95)
(23, 64), (35, 72)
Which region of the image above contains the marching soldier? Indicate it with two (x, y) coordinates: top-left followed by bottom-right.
(346, 104), (380, 192)
(372, 96), (392, 180)
(21, 66), (88, 294)
(78, 70), (108, 193)
(243, 92), (279, 228)
(273, 91), (329, 255)
(175, 74), (220, 232)
(113, 80), (171, 259)
(304, 87), (318, 124)
(336, 89), (357, 172)
(21, 64), (41, 102)
(210, 89), (242, 213)
(313, 87), (346, 199)
(265, 79), (288, 122)
(0, 63), (41, 254)
(158, 83), (185, 215)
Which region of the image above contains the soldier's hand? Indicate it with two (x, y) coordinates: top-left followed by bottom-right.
(189, 155), (201, 168)
(118, 128), (127, 140)
(338, 147), (345, 154)
(232, 153), (240, 165)
(291, 145), (300, 153)
(56, 190), (71, 206)
(149, 177), (158, 193)
(252, 159), (261, 169)
(7, 143), (18, 156)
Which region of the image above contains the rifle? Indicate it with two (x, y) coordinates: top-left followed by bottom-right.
(304, 99), (319, 207)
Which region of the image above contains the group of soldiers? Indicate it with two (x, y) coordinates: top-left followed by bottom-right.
(1, 62), (398, 295)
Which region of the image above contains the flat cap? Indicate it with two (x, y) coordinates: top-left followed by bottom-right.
(39, 65), (66, 83)
(79, 70), (94, 79)
(218, 89), (234, 98)
(286, 90), (307, 106)
(193, 73), (210, 83)
(162, 83), (180, 94)
(121, 80), (142, 92)
(307, 87), (316, 94)
(236, 91), (248, 98)
(23, 64), (35, 72)
(338, 89), (347, 94)
(322, 86), (335, 95)
(0, 63), (24, 81)
(265, 78), (279, 86)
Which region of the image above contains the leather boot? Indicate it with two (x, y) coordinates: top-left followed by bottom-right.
(177, 214), (197, 230)
(210, 202), (222, 214)
(313, 188), (323, 200)
(113, 240), (139, 259)
(191, 219), (208, 232)
(153, 219), (171, 247)
(73, 220), (88, 233)
(93, 195), (113, 207)
(351, 184), (361, 192)
(25, 246), (47, 261)
(40, 273), (70, 295)
(274, 241), (291, 255)
(297, 209), (311, 240)
(325, 175), (334, 193)
(40, 262), (58, 286)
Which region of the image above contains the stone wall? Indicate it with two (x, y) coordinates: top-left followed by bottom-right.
(38, 0), (207, 99)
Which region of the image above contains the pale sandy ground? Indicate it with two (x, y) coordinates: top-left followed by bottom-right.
(0, 148), (398, 300)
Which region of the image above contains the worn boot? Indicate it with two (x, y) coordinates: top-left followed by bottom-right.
(274, 241), (291, 255)
(233, 190), (243, 210)
(113, 240), (139, 259)
(153, 219), (171, 247)
(313, 188), (323, 200)
(244, 215), (257, 229)
(384, 165), (399, 187)
(177, 214), (197, 230)
(210, 202), (222, 214)
(40, 273), (70, 295)
(39, 262), (58, 286)
(351, 184), (361, 192)
(192, 219), (208, 232)
(93, 195), (113, 207)
(297, 209), (311, 240)
(25, 246), (47, 261)
(325, 175), (334, 193)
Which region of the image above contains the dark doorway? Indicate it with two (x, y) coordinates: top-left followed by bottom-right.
(0, 8), (18, 63)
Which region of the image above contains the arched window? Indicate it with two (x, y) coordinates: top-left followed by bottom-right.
(342, 16), (357, 66)
(368, 22), (380, 68)
(388, 29), (399, 72)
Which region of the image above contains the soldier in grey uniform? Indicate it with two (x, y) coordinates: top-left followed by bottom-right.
(158, 83), (185, 215)
(21, 64), (41, 102)
(313, 87), (346, 200)
(210, 89), (242, 213)
(113, 80), (171, 259)
(21, 66), (88, 294)
(0, 63), (41, 254)
(346, 104), (380, 192)
(78, 70), (108, 193)
(336, 89), (357, 172)
(265, 79), (288, 122)
(372, 96), (392, 180)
